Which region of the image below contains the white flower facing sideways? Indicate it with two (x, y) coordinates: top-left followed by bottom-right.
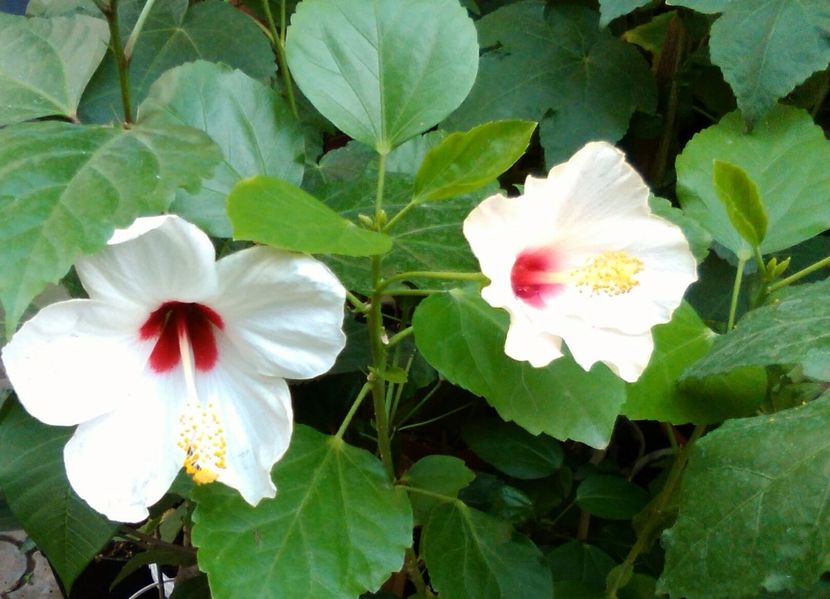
(1, 216), (346, 522)
(463, 141), (697, 382)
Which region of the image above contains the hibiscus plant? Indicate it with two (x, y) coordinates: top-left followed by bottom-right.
(0, 0), (829, 598)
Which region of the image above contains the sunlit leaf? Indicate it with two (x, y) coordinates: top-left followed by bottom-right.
(413, 120), (536, 202)
(677, 105), (830, 256)
(0, 121), (220, 336)
(227, 176), (392, 256)
(286, 0), (479, 153)
(139, 61), (305, 237)
(0, 12), (109, 125)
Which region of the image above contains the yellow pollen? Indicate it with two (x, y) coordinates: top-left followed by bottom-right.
(179, 400), (227, 485)
(176, 326), (226, 485)
(571, 251), (643, 296)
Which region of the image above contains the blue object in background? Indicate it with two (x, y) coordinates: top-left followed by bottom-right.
(0, 0), (29, 15)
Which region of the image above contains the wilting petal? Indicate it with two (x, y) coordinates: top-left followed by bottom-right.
(1, 300), (150, 426)
(64, 375), (186, 522)
(76, 216), (218, 310)
(211, 247), (346, 380)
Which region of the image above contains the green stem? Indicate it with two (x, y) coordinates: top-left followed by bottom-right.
(386, 326), (414, 348)
(605, 425), (706, 598)
(335, 382), (373, 439)
(394, 381), (442, 431)
(383, 288), (444, 297)
(396, 402), (473, 432)
(262, 0), (299, 119)
(768, 254), (830, 293)
(105, 0), (133, 124)
(346, 290), (369, 313)
(383, 200), (418, 232)
(369, 154), (395, 480)
(378, 270), (486, 293)
(123, 0), (157, 60)
(727, 256), (747, 330)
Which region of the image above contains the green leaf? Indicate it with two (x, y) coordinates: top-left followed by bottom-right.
(712, 160), (767, 250)
(462, 416), (563, 480)
(546, 541), (616, 593)
(445, 1), (655, 166)
(0, 121), (221, 337)
(0, 13), (109, 125)
(169, 574), (211, 599)
(192, 425), (412, 599)
(80, 0), (273, 122)
(227, 176), (392, 256)
(285, 0), (478, 153)
(685, 278), (830, 378)
(26, 0), (100, 17)
(599, 0), (653, 28)
(412, 288), (627, 448)
(676, 105), (830, 256)
(666, 0), (731, 12)
(576, 475), (650, 520)
(402, 455), (475, 524)
(623, 11), (680, 57)
(421, 501), (553, 599)
(659, 394), (830, 597)
(313, 171), (489, 292)
(622, 302), (766, 424)
(709, 0), (830, 127)
(0, 401), (118, 591)
(139, 61), (305, 237)
(413, 120), (536, 202)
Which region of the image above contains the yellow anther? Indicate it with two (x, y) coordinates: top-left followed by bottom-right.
(571, 251), (643, 296)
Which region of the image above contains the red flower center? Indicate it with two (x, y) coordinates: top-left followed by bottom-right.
(510, 248), (563, 308)
(139, 302), (224, 373)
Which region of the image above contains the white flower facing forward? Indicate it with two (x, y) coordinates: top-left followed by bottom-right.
(463, 141), (697, 382)
(1, 216), (346, 522)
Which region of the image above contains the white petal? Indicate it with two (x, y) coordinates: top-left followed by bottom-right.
(196, 337), (293, 505)
(503, 309), (564, 367)
(547, 216), (697, 334)
(64, 376), (185, 522)
(1, 300), (151, 426)
(540, 141), (651, 233)
(211, 247), (346, 380)
(560, 324), (655, 383)
(76, 215), (218, 310)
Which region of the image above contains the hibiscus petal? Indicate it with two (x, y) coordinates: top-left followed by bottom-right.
(503, 310), (563, 367)
(211, 247), (346, 380)
(540, 141), (651, 230)
(64, 376), (185, 522)
(195, 336), (293, 505)
(1, 300), (150, 426)
(559, 323), (655, 383)
(76, 216), (218, 310)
